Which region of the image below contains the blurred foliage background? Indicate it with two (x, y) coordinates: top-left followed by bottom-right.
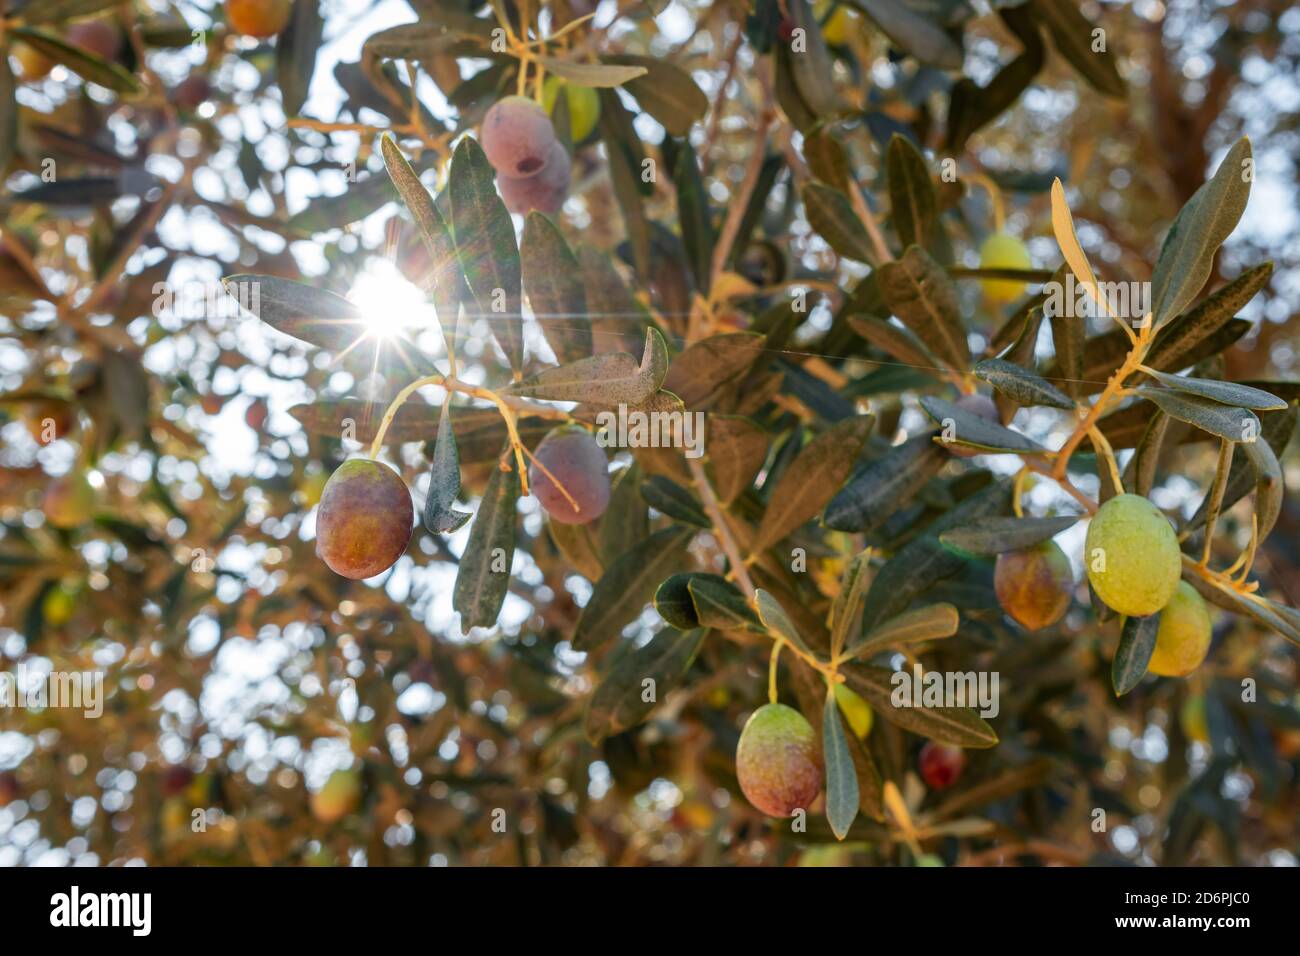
(1, 0), (1299, 867)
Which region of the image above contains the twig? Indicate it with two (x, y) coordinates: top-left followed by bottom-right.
(687, 456), (756, 599)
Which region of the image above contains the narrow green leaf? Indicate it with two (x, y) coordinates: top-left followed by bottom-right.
(1144, 263), (1272, 372)
(18, 0), (123, 24)
(453, 456), (520, 631)
(220, 275), (361, 351)
(604, 55), (708, 136)
(1122, 410), (1170, 497)
(448, 137), (524, 374)
(1113, 613), (1160, 696)
(548, 520), (603, 581)
(1030, 0), (1125, 98)
(597, 89), (652, 277)
(1185, 402), (1295, 534)
(919, 396), (1047, 454)
(823, 691), (860, 840)
(843, 0), (964, 69)
(1241, 437), (1283, 541)
(654, 573), (704, 630)
(11, 27), (142, 93)
(1150, 137), (1252, 329)
(877, 246), (969, 372)
(424, 404), (471, 534)
(0, 52), (15, 173)
(823, 431), (947, 532)
(886, 133), (938, 250)
(755, 589), (815, 657)
(1139, 369), (1286, 411)
(830, 552), (873, 656)
(1138, 388), (1259, 443)
(584, 628), (706, 743)
(804, 127), (851, 192)
(508, 326), (666, 405)
(939, 515), (1079, 555)
(688, 576), (762, 632)
(974, 358), (1074, 410)
(804, 183), (875, 264)
(599, 463), (647, 564)
(859, 481), (1011, 630)
(753, 415), (874, 552)
(277, 0), (324, 116)
(848, 314), (939, 371)
(848, 603), (960, 659)
(1047, 266), (1085, 401)
(705, 415), (768, 504)
(536, 56), (647, 87)
(574, 526), (696, 651)
(380, 135), (462, 350)
(786, 0), (841, 117)
(521, 213), (593, 365)
(945, 46), (1043, 152)
(640, 476), (710, 528)
(842, 663), (999, 748)
(662, 332), (764, 410)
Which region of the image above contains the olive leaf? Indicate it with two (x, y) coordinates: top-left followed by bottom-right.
(1240, 437), (1283, 541)
(1113, 613), (1160, 696)
(690, 576), (763, 632)
(939, 515), (1079, 555)
(573, 526), (696, 651)
(754, 589), (815, 657)
(830, 552), (872, 657)
(848, 314), (939, 371)
(846, 603), (960, 660)
(380, 134), (463, 351)
(423, 404), (471, 534)
(521, 213), (593, 365)
(663, 332), (764, 410)
(448, 137), (524, 374)
(1150, 137), (1252, 330)
(549, 520), (603, 581)
(753, 415), (874, 552)
(453, 457), (520, 632)
(919, 396), (1047, 454)
(785, 0), (841, 117)
(804, 127), (851, 191)
(823, 691), (860, 841)
(0, 52), (15, 173)
(508, 326), (667, 405)
(584, 628), (706, 743)
(803, 183), (876, 264)
(1138, 388), (1259, 443)
(10, 27), (142, 93)
(1030, 0), (1125, 98)
(640, 476), (710, 528)
(841, 663), (999, 748)
(843, 0), (964, 69)
(536, 56), (648, 87)
(886, 133), (938, 250)
(599, 463), (648, 563)
(823, 431), (947, 533)
(705, 415), (768, 504)
(1143, 262), (1272, 372)
(603, 55), (708, 136)
(877, 246), (968, 372)
(1185, 402), (1295, 535)
(1138, 369), (1286, 412)
(973, 358), (1074, 410)
(277, 0), (324, 116)
(1121, 410), (1170, 498)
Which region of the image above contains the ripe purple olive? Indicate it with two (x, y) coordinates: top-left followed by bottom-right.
(315, 459), (413, 579)
(499, 141), (571, 216)
(736, 703), (822, 817)
(481, 95), (558, 179)
(994, 539), (1074, 631)
(529, 426), (610, 525)
(918, 741), (965, 790)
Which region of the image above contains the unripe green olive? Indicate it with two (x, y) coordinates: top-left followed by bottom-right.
(978, 232), (1033, 305)
(1084, 494), (1181, 617)
(542, 76), (601, 143)
(1144, 580), (1212, 677)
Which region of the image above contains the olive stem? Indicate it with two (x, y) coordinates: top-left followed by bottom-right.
(687, 456), (757, 600)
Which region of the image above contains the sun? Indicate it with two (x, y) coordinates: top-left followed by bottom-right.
(347, 258), (438, 343)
